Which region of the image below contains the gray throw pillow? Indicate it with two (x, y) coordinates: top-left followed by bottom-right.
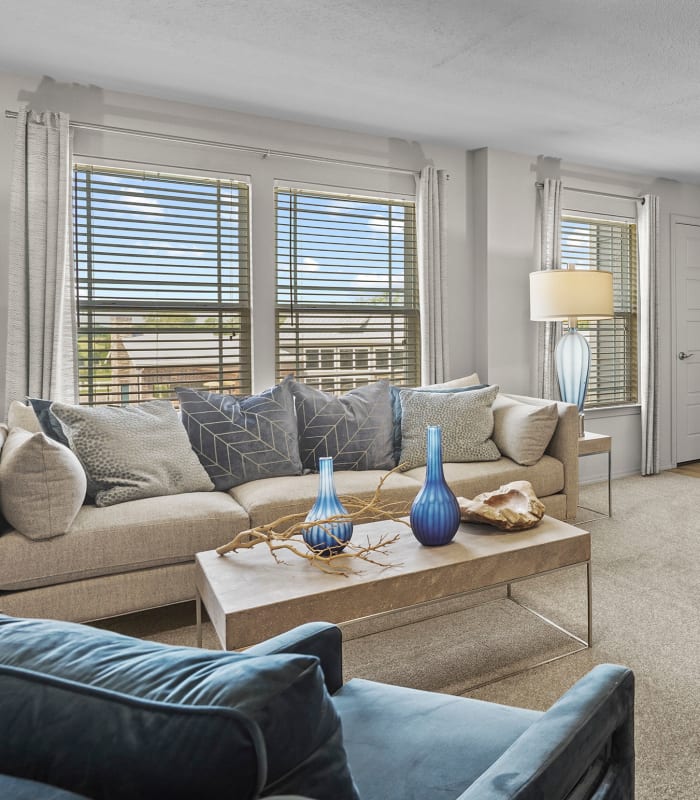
(50, 400), (214, 507)
(399, 385), (501, 469)
(176, 382), (303, 490)
(287, 379), (395, 471)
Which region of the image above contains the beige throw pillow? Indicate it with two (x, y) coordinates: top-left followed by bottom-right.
(7, 400), (42, 432)
(399, 385), (500, 469)
(492, 395), (559, 466)
(0, 429), (87, 539)
(421, 373), (481, 390)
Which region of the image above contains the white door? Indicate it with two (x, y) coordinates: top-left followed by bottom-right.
(674, 222), (700, 462)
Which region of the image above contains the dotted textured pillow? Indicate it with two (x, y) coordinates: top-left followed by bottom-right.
(287, 378), (395, 472)
(176, 382), (303, 491)
(399, 385), (501, 469)
(50, 400), (214, 507)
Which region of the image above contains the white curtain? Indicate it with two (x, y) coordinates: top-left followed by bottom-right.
(5, 109), (77, 412)
(535, 178), (562, 399)
(416, 166), (449, 385)
(638, 194), (659, 475)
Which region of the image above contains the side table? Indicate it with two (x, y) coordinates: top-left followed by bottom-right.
(578, 432), (612, 519)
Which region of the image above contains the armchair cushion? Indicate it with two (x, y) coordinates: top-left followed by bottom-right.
(333, 678), (540, 800)
(0, 664), (263, 800)
(0, 615), (358, 800)
(0, 773), (90, 799)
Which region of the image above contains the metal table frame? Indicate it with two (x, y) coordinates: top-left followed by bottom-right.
(196, 558), (592, 692)
(578, 432), (612, 521)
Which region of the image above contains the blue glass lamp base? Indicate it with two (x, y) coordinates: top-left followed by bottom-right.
(555, 328), (590, 412)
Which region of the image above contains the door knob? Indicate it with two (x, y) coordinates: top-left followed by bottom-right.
(679, 351), (694, 360)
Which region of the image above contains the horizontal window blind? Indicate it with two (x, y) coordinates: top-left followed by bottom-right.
(561, 217), (638, 408)
(73, 165), (251, 405)
(275, 187), (419, 392)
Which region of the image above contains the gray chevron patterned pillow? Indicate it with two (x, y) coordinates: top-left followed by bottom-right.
(287, 379), (395, 472)
(176, 383), (303, 490)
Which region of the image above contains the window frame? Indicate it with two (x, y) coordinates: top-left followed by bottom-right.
(560, 213), (639, 410)
(274, 183), (420, 392)
(73, 161), (252, 405)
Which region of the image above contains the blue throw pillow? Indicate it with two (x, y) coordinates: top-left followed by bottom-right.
(287, 379), (395, 472)
(176, 381), (303, 491)
(0, 615), (359, 800)
(27, 398), (71, 447)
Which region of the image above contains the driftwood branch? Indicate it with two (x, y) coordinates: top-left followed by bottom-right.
(215, 465), (411, 574)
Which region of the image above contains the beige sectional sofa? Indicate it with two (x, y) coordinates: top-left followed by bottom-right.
(0, 393), (579, 623)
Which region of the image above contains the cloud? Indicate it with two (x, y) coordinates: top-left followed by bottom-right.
(368, 216), (405, 235)
(302, 257), (320, 271)
(354, 273), (404, 288)
(118, 187), (164, 216)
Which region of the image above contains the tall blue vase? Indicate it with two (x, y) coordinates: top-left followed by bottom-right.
(303, 457), (353, 555)
(410, 426), (461, 546)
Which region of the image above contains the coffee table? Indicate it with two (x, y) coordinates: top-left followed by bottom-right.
(195, 515), (591, 684)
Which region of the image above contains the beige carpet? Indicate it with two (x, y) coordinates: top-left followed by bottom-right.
(99, 472), (700, 800)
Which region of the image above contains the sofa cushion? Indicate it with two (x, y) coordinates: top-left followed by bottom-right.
(399, 385), (500, 469)
(0, 616), (359, 800)
(176, 382), (303, 490)
(288, 379), (395, 472)
(230, 470), (422, 528)
(0, 492), (250, 592)
(0, 429), (86, 540)
(404, 455), (564, 502)
(51, 400), (214, 507)
(492, 395), (559, 466)
(334, 678), (539, 800)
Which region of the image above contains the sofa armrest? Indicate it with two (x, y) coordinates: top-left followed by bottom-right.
(245, 622), (344, 694)
(456, 664), (634, 800)
(503, 394), (579, 520)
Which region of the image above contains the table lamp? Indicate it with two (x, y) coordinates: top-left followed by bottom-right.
(530, 265), (614, 412)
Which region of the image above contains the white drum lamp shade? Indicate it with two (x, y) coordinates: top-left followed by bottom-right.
(530, 268), (614, 411)
(530, 269), (614, 323)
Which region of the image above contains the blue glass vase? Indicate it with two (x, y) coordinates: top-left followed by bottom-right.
(410, 426), (461, 546)
(303, 457), (353, 555)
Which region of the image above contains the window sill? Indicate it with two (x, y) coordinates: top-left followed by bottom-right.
(584, 404), (641, 419)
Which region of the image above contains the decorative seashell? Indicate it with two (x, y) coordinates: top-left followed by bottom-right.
(457, 480), (545, 531)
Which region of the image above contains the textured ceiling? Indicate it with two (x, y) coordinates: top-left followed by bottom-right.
(2, 0), (700, 182)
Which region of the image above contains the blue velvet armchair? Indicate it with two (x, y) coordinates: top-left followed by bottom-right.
(0, 615), (634, 800)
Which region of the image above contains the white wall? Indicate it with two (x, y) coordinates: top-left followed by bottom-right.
(3, 72), (700, 482)
(472, 148), (700, 481)
(0, 71), (472, 406)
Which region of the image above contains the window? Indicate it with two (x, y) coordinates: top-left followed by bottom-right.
(73, 165), (251, 405)
(275, 187), (420, 389)
(561, 216), (638, 408)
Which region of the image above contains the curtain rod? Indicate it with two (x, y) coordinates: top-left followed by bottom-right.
(535, 181), (645, 203)
(4, 108), (419, 177)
